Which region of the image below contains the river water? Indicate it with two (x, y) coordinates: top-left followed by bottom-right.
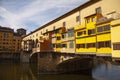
(0, 59), (120, 80)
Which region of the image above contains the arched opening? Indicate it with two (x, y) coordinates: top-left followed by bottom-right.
(30, 52), (38, 63)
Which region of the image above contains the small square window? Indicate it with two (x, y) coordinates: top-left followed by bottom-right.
(36, 33), (38, 36)
(87, 19), (90, 23)
(53, 26), (55, 30)
(41, 32), (42, 35)
(96, 7), (102, 14)
(92, 17), (96, 22)
(46, 29), (48, 32)
(63, 22), (66, 27)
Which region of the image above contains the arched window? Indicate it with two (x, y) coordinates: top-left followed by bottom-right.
(36, 39), (38, 48)
(31, 40), (35, 48)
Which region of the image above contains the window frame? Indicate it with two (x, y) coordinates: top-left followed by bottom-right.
(76, 16), (80, 22)
(63, 22), (66, 27)
(113, 43), (120, 50)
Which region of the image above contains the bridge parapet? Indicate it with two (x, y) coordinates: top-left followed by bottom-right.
(32, 48), (40, 54)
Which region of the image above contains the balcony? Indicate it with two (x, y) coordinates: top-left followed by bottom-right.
(56, 33), (61, 37)
(61, 37), (75, 42)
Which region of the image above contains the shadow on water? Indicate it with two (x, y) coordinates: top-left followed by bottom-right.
(0, 60), (93, 80)
(38, 74), (93, 80)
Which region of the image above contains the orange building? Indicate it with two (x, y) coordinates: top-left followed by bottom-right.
(0, 26), (26, 53)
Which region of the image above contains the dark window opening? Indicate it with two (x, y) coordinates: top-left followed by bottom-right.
(113, 43), (120, 50)
(97, 27), (103, 32)
(77, 31), (86, 36)
(76, 16), (80, 22)
(87, 43), (96, 48)
(62, 34), (66, 38)
(63, 22), (66, 27)
(96, 7), (102, 14)
(62, 44), (67, 48)
(92, 17), (96, 22)
(97, 24), (110, 33)
(52, 44), (56, 48)
(88, 29), (95, 35)
(57, 37), (61, 40)
(87, 19), (90, 23)
(76, 44), (85, 48)
(104, 24), (110, 31)
(56, 44), (60, 48)
(98, 41), (111, 48)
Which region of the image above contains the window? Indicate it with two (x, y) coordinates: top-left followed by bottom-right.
(97, 27), (103, 32)
(62, 44), (67, 48)
(105, 41), (111, 47)
(55, 29), (59, 34)
(46, 29), (48, 32)
(57, 37), (61, 40)
(68, 31), (74, 37)
(63, 22), (66, 27)
(37, 44), (39, 47)
(76, 16), (80, 22)
(41, 32), (42, 35)
(36, 33), (38, 36)
(96, 7), (102, 14)
(52, 44), (56, 48)
(77, 31), (86, 36)
(56, 44), (60, 48)
(77, 32), (82, 36)
(76, 44), (85, 48)
(87, 43), (96, 48)
(104, 24), (110, 31)
(92, 17), (96, 22)
(98, 42), (104, 48)
(62, 33), (66, 39)
(87, 19), (90, 23)
(97, 24), (110, 33)
(53, 26), (55, 30)
(69, 41), (74, 48)
(88, 29), (95, 35)
(98, 41), (111, 48)
(113, 43), (120, 50)
(4, 33), (8, 38)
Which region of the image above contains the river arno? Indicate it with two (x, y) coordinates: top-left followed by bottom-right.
(0, 59), (120, 80)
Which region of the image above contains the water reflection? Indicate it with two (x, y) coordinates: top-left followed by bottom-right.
(0, 62), (93, 80)
(0, 60), (120, 80)
(0, 62), (37, 80)
(93, 61), (120, 80)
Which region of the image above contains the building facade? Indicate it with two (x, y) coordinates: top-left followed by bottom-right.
(22, 0), (120, 59)
(111, 19), (120, 59)
(0, 26), (26, 53)
(17, 28), (26, 37)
